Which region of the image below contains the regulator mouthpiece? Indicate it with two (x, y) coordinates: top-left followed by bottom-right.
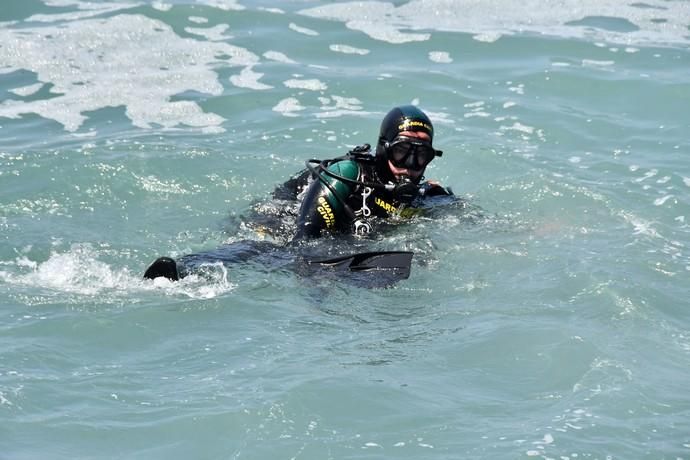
(392, 177), (420, 202)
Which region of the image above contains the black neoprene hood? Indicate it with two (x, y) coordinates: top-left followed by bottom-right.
(378, 105), (434, 145)
(374, 106), (435, 183)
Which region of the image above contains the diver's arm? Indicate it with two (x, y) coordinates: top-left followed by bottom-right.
(414, 178), (483, 222)
(414, 179), (466, 216)
(420, 180), (453, 197)
(293, 161), (358, 239)
(272, 169), (311, 201)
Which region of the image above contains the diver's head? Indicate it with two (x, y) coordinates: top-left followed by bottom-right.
(375, 105), (442, 184)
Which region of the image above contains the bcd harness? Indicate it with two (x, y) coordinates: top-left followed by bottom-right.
(304, 144), (425, 235)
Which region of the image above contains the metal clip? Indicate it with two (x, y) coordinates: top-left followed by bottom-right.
(361, 186), (372, 217)
(353, 219), (372, 235)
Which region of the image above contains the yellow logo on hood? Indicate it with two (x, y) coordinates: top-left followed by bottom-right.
(398, 120), (432, 134)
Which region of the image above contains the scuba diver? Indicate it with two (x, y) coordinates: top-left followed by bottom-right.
(144, 105), (460, 285)
(287, 105), (453, 239)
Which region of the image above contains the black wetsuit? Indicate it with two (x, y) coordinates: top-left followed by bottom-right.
(146, 147), (460, 286)
(276, 149), (454, 240)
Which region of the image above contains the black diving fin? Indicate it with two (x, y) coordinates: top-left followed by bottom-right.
(144, 250), (414, 285)
(308, 251), (414, 279)
(143, 256), (179, 281)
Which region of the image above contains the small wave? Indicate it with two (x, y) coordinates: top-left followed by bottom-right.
(0, 244), (235, 303)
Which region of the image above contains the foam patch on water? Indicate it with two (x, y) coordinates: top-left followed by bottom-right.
(152, 2), (172, 12)
(1, 245), (133, 296)
(272, 94), (370, 119)
(263, 51), (297, 64)
(230, 67), (273, 90)
(329, 44), (370, 55)
(0, 244), (235, 301)
(184, 24), (233, 41)
(196, 0), (245, 11)
(283, 79), (328, 91)
(316, 96), (369, 119)
(0, 14), (266, 133)
(429, 51), (453, 63)
(9, 84), (44, 97)
(29, 0), (137, 23)
(289, 22), (319, 36)
(273, 97), (305, 117)
(299, 0), (690, 46)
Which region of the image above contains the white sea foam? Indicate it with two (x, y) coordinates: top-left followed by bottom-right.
(152, 2), (172, 12)
(316, 96), (368, 119)
(284, 79), (328, 91)
(424, 110), (455, 127)
(0, 244), (235, 300)
(582, 59), (616, 69)
(654, 195), (674, 206)
(301, 2), (430, 44)
(258, 7), (285, 14)
(329, 44), (370, 55)
(473, 32), (503, 43)
(273, 97), (305, 117)
(289, 22), (319, 36)
(184, 24), (232, 41)
(263, 51), (297, 64)
(230, 66), (272, 90)
(0, 14), (266, 132)
(634, 169), (659, 183)
(196, 0), (245, 11)
(299, 0), (690, 46)
(464, 111), (490, 118)
(429, 51), (453, 63)
(29, 0), (136, 22)
(500, 122), (536, 134)
(508, 83), (525, 95)
(9, 83), (44, 97)
(0, 244), (134, 296)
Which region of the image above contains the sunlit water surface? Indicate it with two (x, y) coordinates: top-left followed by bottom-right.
(1, 1), (689, 458)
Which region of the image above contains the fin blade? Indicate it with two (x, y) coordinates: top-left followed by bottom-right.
(144, 256), (179, 281)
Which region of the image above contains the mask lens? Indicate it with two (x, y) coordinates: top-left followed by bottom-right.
(389, 142), (414, 165)
(387, 137), (436, 170)
(415, 145), (435, 168)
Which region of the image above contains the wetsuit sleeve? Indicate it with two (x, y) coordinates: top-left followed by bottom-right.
(272, 168), (311, 201)
(293, 160), (359, 239)
(420, 181), (453, 197)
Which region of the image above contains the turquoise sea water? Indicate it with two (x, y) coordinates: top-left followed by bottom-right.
(2, 1), (690, 458)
